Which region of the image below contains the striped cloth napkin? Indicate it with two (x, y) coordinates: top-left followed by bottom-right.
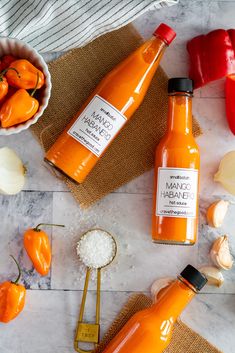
(0, 0), (178, 52)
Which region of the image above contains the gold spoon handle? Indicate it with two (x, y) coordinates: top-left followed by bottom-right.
(79, 268), (90, 322)
(74, 268), (100, 353)
(96, 268), (101, 325)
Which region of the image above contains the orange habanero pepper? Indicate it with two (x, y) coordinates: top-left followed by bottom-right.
(0, 86), (18, 106)
(0, 255), (26, 323)
(0, 68), (20, 102)
(24, 223), (65, 276)
(6, 59), (44, 89)
(0, 73), (39, 128)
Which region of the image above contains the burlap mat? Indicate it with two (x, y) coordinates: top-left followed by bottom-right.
(94, 294), (222, 353)
(31, 24), (202, 208)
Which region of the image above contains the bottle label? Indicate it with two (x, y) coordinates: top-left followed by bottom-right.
(68, 95), (127, 157)
(156, 167), (198, 218)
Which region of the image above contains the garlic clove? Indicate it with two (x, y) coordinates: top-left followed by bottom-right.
(199, 266), (224, 287)
(0, 147), (25, 195)
(210, 235), (233, 270)
(151, 277), (174, 302)
(214, 151), (235, 195)
(206, 200), (229, 228)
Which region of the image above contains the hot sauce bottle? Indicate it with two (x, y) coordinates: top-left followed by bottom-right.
(102, 265), (207, 353)
(152, 78), (199, 245)
(45, 23), (176, 183)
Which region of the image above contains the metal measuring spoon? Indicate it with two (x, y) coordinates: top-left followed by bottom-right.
(74, 229), (117, 353)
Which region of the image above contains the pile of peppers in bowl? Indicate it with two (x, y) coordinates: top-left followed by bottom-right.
(0, 55), (45, 128)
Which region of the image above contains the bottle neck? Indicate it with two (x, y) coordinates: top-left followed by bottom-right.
(167, 93), (193, 135)
(142, 35), (167, 65)
(127, 35), (167, 103)
(151, 277), (196, 322)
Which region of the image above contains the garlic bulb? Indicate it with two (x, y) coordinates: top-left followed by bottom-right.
(199, 266), (224, 287)
(214, 151), (235, 195)
(206, 200), (229, 228)
(151, 277), (174, 302)
(0, 147), (25, 195)
(210, 235), (233, 270)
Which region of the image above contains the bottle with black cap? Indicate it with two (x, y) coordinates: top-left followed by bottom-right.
(103, 264), (207, 353)
(152, 77), (200, 245)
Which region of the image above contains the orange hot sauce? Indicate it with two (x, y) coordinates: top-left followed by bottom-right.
(45, 24), (176, 183)
(152, 78), (199, 245)
(102, 265), (207, 353)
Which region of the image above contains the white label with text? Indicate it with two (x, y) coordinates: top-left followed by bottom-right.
(156, 167), (198, 218)
(68, 95), (127, 157)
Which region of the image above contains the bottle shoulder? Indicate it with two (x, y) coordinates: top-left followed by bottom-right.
(156, 134), (199, 153)
(155, 134), (200, 169)
(127, 309), (174, 349)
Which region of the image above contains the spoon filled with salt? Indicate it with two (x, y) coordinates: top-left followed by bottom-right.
(74, 228), (117, 353)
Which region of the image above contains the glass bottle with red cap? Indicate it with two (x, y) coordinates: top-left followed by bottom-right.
(45, 23), (176, 184)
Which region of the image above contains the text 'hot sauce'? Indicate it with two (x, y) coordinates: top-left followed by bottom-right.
(102, 265), (207, 353)
(45, 23), (176, 183)
(152, 78), (199, 245)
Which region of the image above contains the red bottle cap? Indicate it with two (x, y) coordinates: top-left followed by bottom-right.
(153, 23), (176, 45)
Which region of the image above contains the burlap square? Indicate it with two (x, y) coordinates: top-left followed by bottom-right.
(94, 294), (222, 353)
(31, 24), (201, 208)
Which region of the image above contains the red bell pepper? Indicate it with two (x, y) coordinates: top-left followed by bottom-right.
(187, 29), (235, 88)
(228, 29), (235, 49)
(225, 74), (235, 135)
(226, 30), (235, 134)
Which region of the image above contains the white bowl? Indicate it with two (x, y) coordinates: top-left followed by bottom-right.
(0, 37), (51, 135)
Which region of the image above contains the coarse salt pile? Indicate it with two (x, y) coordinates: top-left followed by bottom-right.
(77, 229), (116, 269)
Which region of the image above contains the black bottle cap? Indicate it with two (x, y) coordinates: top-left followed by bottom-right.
(168, 77), (194, 94)
(180, 264), (207, 291)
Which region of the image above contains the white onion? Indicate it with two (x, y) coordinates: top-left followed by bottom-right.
(214, 151), (235, 195)
(0, 147), (25, 195)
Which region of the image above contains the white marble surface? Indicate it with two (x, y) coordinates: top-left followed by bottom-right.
(1, 1), (235, 352)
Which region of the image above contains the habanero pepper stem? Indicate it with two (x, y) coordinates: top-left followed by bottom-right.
(9, 255), (21, 284)
(0, 67), (20, 81)
(34, 223), (65, 231)
(31, 72), (39, 97)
